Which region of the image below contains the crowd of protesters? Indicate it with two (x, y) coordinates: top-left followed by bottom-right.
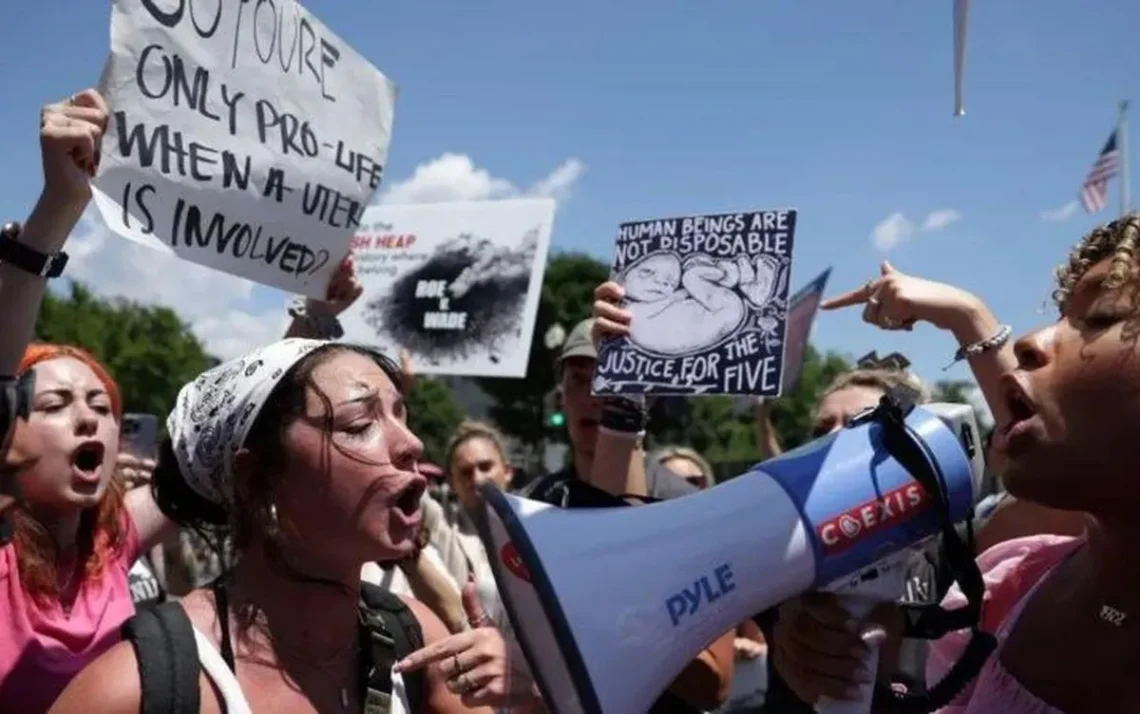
(0, 82), (1135, 714)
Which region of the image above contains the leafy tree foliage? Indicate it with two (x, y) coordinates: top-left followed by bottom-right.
(34, 283), (211, 419)
(476, 252), (611, 449)
(932, 379), (975, 404)
(406, 377), (465, 466)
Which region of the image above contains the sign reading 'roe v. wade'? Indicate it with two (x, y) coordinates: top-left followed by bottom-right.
(92, 0), (398, 298)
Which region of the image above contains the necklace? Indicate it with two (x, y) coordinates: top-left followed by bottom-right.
(1099, 604), (1128, 627)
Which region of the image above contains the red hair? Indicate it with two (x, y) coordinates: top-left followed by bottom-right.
(13, 344), (129, 600)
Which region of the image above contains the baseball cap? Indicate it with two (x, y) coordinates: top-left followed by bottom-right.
(559, 318), (597, 364)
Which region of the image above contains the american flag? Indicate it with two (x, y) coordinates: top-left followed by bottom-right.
(1080, 130), (1120, 213)
(780, 268), (832, 393)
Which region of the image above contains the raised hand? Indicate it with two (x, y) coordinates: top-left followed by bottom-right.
(820, 260), (983, 334)
(311, 253), (365, 316)
(591, 281), (632, 349)
(39, 88), (109, 209)
(117, 453), (157, 491)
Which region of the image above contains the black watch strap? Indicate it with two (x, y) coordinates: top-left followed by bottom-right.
(0, 222), (69, 279)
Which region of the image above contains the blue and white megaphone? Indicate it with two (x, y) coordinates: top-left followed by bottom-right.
(472, 394), (992, 714)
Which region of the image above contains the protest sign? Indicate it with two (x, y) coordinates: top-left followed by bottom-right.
(339, 199), (555, 378)
(593, 209), (797, 396)
(91, 0), (397, 298)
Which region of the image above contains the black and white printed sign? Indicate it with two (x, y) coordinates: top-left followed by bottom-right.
(92, 0), (397, 298)
(594, 209), (797, 396)
(340, 199), (555, 378)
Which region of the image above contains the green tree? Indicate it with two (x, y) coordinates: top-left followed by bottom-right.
(34, 283), (211, 418)
(406, 378), (465, 465)
(932, 379), (975, 404)
(476, 252), (611, 448)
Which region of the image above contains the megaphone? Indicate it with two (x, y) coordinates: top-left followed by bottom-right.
(472, 398), (986, 714)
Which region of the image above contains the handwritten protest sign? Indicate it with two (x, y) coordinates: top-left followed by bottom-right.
(594, 209), (797, 396)
(91, 0), (397, 298)
(339, 199), (555, 378)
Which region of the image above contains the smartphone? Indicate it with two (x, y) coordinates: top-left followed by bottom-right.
(121, 413), (159, 461)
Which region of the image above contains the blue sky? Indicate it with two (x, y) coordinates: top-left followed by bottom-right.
(1, 0), (1138, 388)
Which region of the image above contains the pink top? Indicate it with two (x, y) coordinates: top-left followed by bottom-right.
(926, 534), (1084, 713)
(0, 517), (143, 714)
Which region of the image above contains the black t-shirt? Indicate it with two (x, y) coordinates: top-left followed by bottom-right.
(522, 460), (702, 714)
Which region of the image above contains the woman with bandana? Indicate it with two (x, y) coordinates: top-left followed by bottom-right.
(50, 340), (527, 713)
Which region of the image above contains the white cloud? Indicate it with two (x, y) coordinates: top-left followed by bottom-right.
(379, 153), (586, 205)
(1040, 200), (1079, 223)
(871, 212), (915, 252)
(872, 207), (964, 252)
(59, 153), (584, 360)
(921, 208), (962, 232)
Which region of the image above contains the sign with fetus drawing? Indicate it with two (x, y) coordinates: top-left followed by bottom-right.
(593, 209), (797, 396)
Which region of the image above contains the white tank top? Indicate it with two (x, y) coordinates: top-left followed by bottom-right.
(191, 626), (412, 713)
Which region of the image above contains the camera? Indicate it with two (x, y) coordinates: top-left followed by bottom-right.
(0, 371), (35, 544)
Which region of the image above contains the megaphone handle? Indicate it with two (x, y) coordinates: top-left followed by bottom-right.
(815, 595), (880, 714)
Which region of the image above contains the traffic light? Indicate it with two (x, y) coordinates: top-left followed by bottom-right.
(544, 389), (566, 433)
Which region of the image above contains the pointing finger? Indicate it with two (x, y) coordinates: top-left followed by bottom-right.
(394, 631), (477, 673)
(819, 281), (876, 310)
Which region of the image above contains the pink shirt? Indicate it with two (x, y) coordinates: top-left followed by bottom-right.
(0, 517), (143, 714)
(926, 534), (1084, 713)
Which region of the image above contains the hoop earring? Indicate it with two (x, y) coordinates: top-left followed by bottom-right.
(267, 503), (280, 535)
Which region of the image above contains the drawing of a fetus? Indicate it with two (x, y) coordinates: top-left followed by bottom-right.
(623, 252), (780, 356)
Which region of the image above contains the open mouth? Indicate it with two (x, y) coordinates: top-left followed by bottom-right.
(395, 478), (426, 517)
(1002, 377), (1037, 428)
(73, 441), (105, 474)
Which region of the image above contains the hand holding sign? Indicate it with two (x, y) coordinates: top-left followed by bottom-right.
(309, 253), (364, 316)
(40, 89), (109, 209)
(821, 261), (982, 334)
(591, 281), (632, 350)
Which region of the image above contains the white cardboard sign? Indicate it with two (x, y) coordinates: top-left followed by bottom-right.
(92, 0), (398, 298)
(339, 199), (556, 379)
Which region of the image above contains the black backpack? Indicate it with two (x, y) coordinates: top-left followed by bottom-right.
(122, 582), (426, 714)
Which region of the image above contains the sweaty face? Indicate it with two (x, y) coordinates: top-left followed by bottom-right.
(624, 254), (682, 302)
(993, 258), (1140, 516)
(449, 436), (512, 511)
(11, 358), (119, 513)
(811, 385), (884, 438)
(561, 358), (602, 462)
(271, 350), (427, 566)
(661, 456), (710, 489)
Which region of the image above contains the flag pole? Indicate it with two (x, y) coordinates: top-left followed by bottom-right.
(1121, 100), (1131, 216)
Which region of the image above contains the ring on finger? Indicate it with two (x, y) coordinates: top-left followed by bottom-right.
(456, 672), (473, 693)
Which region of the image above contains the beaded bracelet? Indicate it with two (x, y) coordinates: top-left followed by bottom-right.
(945, 324), (1012, 370)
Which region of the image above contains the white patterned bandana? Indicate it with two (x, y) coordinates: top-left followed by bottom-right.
(167, 338), (328, 506)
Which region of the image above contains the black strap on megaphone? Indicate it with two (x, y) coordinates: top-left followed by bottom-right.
(855, 386), (997, 713)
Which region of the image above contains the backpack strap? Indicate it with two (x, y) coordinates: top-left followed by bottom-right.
(121, 601), (202, 714)
(359, 583), (427, 714)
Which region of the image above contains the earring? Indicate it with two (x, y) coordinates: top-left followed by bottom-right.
(268, 503), (279, 534)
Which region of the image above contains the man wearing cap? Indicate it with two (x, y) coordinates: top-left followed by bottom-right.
(521, 318), (735, 713)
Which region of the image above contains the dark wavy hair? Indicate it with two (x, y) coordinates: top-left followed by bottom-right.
(150, 343), (409, 584)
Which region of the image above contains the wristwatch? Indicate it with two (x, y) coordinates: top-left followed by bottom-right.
(0, 222), (69, 279)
